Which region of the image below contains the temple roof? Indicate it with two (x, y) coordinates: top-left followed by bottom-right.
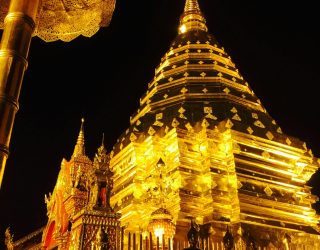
(111, 0), (308, 155)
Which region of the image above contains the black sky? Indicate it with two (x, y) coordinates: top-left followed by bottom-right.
(1, 0), (320, 248)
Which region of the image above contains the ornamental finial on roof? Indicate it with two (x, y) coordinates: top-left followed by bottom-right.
(101, 132), (105, 147)
(93, 133), (109, 170)
(72, 118), (85, 157)
(96, 133), (107, 158)
(179, 0), (208, 34)
(184, 0), (201, 13)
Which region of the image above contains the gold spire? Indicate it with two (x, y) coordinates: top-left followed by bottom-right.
(96, 133), (107, 158)
(179, 0), (208, 34)
(101, 133), (105, 148)
(184, 0), (201, 12)
(72, 118), (85, 157)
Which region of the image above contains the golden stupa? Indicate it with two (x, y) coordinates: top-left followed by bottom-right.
(5, 0), (320, 249)
(109, 0), (320, 248)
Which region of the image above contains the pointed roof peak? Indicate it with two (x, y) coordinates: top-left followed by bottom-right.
(101, 132), (105, 147)
(93, 132), (109, 169)
(72, 118), (86, 157)
(179, 0), (208, 34)
(96, 132), (107, 156)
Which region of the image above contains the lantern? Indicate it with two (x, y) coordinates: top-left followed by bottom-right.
(148, 208), (175, 245)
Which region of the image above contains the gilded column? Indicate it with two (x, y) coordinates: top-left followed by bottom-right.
(0, 0), (41, 187)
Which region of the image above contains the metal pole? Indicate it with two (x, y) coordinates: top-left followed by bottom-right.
(0, 0), (41, 187)
(150, 232), (153, 250)
(121, 226), (125, 250)
(128, 232), (131, 250)
(133, 233), (136, 250)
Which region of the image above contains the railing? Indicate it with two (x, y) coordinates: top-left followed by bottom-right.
(120, 231), (227, 250)
(121, 232), (172, 250)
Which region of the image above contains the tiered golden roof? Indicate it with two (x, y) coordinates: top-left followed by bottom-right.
(109, 0), (320, 247)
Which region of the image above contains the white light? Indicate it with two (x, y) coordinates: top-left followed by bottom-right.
(154, 227), (164, 241)
(179, 24), (186, 33)
(296, 162), (307, 168)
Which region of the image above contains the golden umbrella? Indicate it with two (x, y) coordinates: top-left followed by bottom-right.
(0, 0), (116, 187)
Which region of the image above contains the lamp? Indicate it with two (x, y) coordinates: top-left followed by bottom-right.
(148, 208), (175, 245)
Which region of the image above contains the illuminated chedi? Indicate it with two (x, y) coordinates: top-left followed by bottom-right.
(5, 0), (320, 249)
(109, 0), (320, 248)
(41, 119), (120, 250)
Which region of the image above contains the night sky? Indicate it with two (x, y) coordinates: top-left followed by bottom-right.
(1, 0), (320, 248)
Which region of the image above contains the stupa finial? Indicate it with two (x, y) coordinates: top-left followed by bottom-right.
(72, 118), (85, 157)
(184, 0), (201, 13)
(179, 0), (208, 34)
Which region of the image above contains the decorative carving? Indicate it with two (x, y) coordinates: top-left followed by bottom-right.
(140, 157), (181, 207)
(44, 192), (53, 216)
(1, 0), (116, 42)
(5, 227), (14, 250)
(84, 225), (98, 248)
(91, 227), (110, 250)
(89, 181), (99, 208)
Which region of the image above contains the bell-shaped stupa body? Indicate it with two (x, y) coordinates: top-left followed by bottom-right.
(110, 0), (320, 247)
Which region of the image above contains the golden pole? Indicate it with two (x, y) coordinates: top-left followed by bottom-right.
(0, 0), (41, 188)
